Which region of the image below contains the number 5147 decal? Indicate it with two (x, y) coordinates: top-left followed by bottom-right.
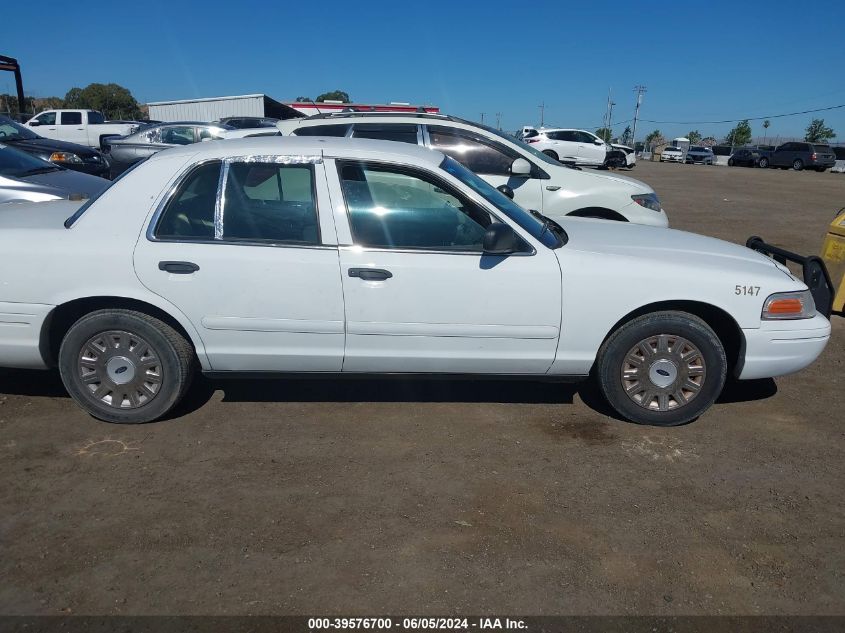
(735, 285), (761, 296)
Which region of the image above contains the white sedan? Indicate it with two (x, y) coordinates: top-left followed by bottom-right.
(0, 137), (831, 426)
(660, 146), (685, 163)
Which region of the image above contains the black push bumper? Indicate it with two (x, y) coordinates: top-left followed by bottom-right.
(746, 236), (834, 318)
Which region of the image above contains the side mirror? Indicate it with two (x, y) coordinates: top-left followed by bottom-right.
(594, 138), (604, 145)
(29, 121), (40, 127)
(482, 222), (521, 255)
(496, 184), (514, 199)
(510, 157), (532, 177)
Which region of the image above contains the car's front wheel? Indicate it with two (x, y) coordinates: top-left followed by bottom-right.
(59, 309), (195, 424)
(758, 157), (769, 168)
(542, 149), (559, 161)
(596, 311), (727, 426)
(728, 158), (734, 166)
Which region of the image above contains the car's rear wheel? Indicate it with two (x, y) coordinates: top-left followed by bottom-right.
(728, 158), (734, 166)
(596, 311), (727, 426)
(542, 149), (559, 161)
(758, 157), (769, 168)
(59, 309), (194, 424)
(792, 159), (804, 171)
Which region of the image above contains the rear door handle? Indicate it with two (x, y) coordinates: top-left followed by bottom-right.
(159, 261), (199, 274)
(348, 268), (392, 281)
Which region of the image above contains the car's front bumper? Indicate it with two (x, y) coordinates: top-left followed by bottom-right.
(737, 313), (831, 380)
(0, 302), (53, 370)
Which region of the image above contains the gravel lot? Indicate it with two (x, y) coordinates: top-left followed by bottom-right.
(1, 161), (843, 616)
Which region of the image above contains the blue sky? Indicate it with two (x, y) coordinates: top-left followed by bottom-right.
(4, 1), (845, 141)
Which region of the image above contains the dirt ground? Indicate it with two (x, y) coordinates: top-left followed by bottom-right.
(1, 161), (843, 616)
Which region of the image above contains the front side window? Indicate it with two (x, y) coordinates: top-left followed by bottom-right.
(428, 126), (518, 176)
(294, 124), (350, 137)
(338, 161), (492, 251)
(352, 123), (418, 144)
(156, 161), (221, 239)
(197, 126), (226, 141)
(575, 131), (598, 143)
(161, 126), (196, 145)
(547, 131), (575, 142)
(34, 112), (56, 125)
(60, 112), (82, 125)
(222, 162), (319, 244)
(88, 111), (105, 124)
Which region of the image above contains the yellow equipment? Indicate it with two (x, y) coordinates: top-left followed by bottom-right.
(820, 208), (845, 315)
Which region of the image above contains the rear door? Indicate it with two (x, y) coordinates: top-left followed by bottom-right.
(425, 125), (545, 213)
(133, 154), (345, 372)
(58, 111), (86, 145)
(327, 157), (562, 374)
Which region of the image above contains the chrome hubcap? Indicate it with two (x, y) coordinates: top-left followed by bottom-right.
(77, 330), (162, 409)
(622, 334), (706, 411)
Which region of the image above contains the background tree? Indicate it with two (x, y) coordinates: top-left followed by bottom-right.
(724, 120), (752, 147)
(700, 136), (717, 147)
(595, 127), (612, 142)
(645, 129), (664, 147)
(295, 96), (311, 102)
(686, 130), (702, 144)
(620, 125), (632, 146)
(315, 90), (350, 103)
(63, 83), (142, 120)
(804, 118), (835, 142)
(762, 119), (770, 144)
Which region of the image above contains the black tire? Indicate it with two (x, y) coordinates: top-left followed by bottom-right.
(815, 167), (827, 173)
(542, 149), (559, 161)
(792, 159), (804, 171)
(59, 309), (195, 424)
(728, 158), (734, 166)
(758, 157), (769, 168)
(596, 311), (727, 426)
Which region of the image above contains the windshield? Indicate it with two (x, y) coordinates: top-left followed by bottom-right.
(689, 146), (705, 152)
(0, 143), (59, 177)
(440, 156), (562, 249)
(0, 117), (40, 142)
(460, 119), (564, 168)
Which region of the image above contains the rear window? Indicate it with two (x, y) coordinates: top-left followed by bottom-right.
(294, 124), (350, 137)
(812, 144), (832, 152)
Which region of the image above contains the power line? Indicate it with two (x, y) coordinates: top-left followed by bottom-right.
(641, 103), (845, 125)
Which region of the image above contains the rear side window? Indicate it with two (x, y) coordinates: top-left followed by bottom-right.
(60, 112), (82, 125)
(294, 124), (350, 137)
(155, 161), (221, 239)
(352, 123), (418, 144)
(222, 163), (319, 244)
(161, 126), (196, 145)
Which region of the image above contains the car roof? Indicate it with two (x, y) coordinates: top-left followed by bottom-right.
(149, 135), (446, 167)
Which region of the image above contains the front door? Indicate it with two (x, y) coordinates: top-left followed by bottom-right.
(133, 155), (345, 372)
(425, 125), (545, 213)
(327, 158), (562, 374)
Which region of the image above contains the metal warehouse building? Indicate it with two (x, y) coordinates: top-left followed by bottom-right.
(147, 94), (304, 122)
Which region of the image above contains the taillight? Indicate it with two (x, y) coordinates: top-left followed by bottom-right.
(527, 138), (539, 143)
(811, 153), (817, 160)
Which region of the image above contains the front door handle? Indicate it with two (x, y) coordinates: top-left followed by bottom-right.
(348, 268), (392, 281)
(159, 260), (200, 274)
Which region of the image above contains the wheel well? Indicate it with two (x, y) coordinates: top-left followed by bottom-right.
(568, 207), (628, 222)
(597, 300), (745, 375)
(40, 297), (196, 367)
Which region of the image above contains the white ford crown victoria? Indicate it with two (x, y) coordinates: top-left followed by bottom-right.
(0, 137), (830, 426)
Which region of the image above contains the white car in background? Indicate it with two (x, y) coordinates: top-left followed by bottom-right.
(280, 113), (668, 227)
(660, 146), (685, 163)
(523, 128), (610, 166)
(25, 110), (138, 149)
(0, 137), (829, 427)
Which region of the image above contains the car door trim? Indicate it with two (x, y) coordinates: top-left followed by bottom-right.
(347, 321), (559, 339)
(201, 316), (344, 334)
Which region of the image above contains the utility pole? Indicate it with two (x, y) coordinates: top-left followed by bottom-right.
(538, 102), (545, 127)
(495, 112), (501, 130)
(631, 85), (647, 150)
(480, 112), (485, 124)
(603, 88), (615, 130)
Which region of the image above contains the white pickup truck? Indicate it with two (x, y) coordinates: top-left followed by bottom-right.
(25, 110), (138, 149)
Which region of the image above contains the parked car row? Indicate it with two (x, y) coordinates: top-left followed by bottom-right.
(730, 143), (836, 172)
(0, 136), (830, 428)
